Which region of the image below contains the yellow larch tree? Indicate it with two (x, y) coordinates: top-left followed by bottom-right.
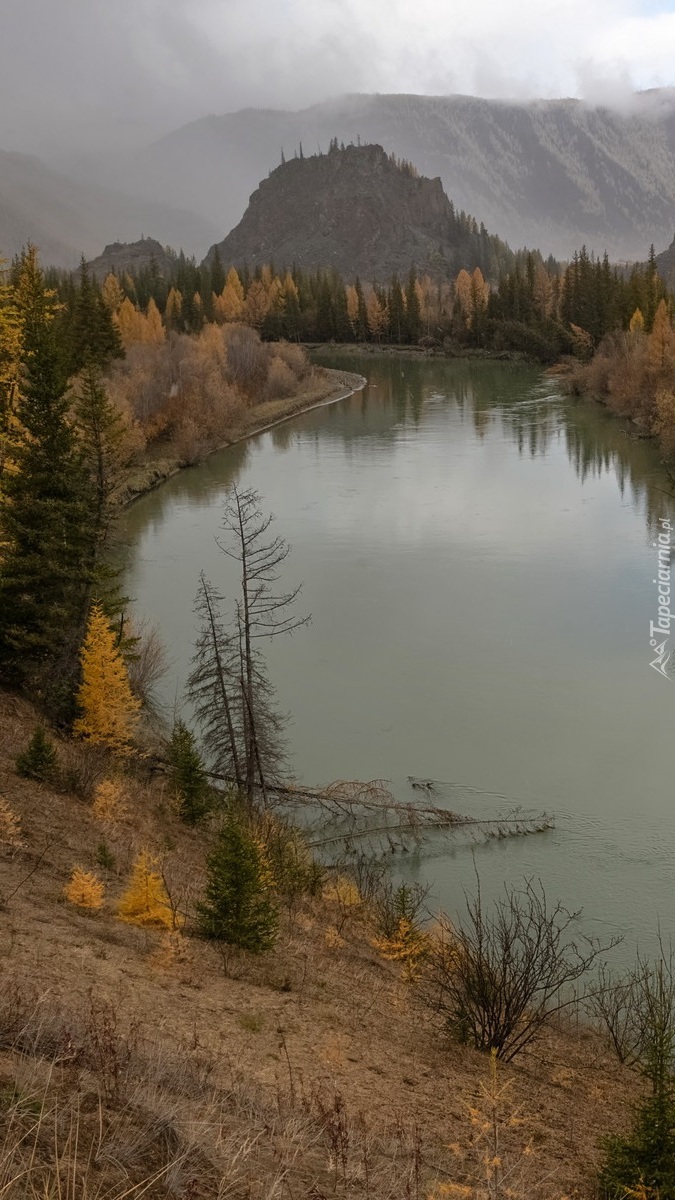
(244, 280), (270, 329)
(64, 867), (105, 909)
(0, 262), (23, 486)
(93, 778), (129, 824)
(215, 270), (245, 323)
(101, 273), (125, 315)
(346, 285), (359, 335)
(629, 307), (645, 335)
(164, 286), (182, 329)
(365, 290), (387, 340)
(145, 297), (165, 344)
(117, 850), (174, 928)
(282, 272), (299, 307)
(116, 297), (144, 348)
(74, 603), (140, 750)
(454, 268), (473, 327)
(648, 299), (675, 373)
(0, 797), (23, 849)
(267, 275), (285, 316)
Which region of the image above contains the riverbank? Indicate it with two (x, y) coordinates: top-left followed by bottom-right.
(0, 685), (635, 1197)
(308, 340), (531, 362)
(121, 365), (366, 506)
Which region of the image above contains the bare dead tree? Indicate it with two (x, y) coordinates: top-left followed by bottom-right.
(188, 573), (243, 791)
(217, 485), (310, 808)
(418, 877), (620, 1061)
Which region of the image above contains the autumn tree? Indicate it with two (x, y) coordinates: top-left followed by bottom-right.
(101, 273), (125, 315)
(118, 850), (173, 927)
(0, 261), (22, 486)
(648, 300), (675, 375)
(196, 804), (278, 952)
(164, 286), (183, 330)
(64, 867), (105, 909)
(366, 289), (387, 341)
(74, 603), (140, 750)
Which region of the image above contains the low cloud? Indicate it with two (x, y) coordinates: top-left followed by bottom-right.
(1, 0), (674, 157)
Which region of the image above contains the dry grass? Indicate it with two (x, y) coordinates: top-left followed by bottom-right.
(0, 689), (636, 1197)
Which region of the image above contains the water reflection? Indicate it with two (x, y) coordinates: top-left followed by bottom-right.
(121, 353), (675, 960)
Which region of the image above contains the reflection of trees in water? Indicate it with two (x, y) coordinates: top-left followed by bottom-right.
(561, 403), (675, 535)
(127, 355), (675, 547)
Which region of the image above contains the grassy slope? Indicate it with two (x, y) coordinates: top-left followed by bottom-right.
(0, 688), (634, 1197)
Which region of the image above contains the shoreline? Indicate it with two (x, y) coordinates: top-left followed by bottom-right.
(122, 365), (366, 507)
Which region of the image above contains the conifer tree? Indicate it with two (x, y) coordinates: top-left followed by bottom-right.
(64, 867), (105, 909)
(74, 365), (133, 602)
(15, 725), (57, 781)
(405, 267), (422, 342)
(0, 247), (93, 704)
(92, 778), (129, 824)
(117, 850), (173, 927)
(68, 258), (123, 374)
(74, 603), (140, 750)
(167, 719), (211, 824)
(196, 806), (278, 952)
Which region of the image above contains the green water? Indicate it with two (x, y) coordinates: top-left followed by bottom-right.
(121, 354), (675, 954)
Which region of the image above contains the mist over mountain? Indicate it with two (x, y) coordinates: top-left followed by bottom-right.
(73, 91), (675, 263)
(0, 151), (219, 268)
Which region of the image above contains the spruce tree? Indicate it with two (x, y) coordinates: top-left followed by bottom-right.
(15, 725), (57, 781)
(167, 719), (211, 824)
(67, 258), (123, 374)
(197, 807), (278, 952)
(0, 247), (93, 707)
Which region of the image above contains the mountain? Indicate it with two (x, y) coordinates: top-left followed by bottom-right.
(85, 237), (176, 281)
(76, 91), (675, 262)
(656, 232), (675, 287)
(0, 150), (219, 268)
(204, 143), (515, 281)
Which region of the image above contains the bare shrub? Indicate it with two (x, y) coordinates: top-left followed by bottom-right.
(419, 878), (617, 1061)
(223, 323), (269, 393)
(123, 618), (168, 714)
(265, 356), (297, 399)
(274, 340), (309, 379)
(587, 948), (675, 1074)
(56, 740), (109, 800)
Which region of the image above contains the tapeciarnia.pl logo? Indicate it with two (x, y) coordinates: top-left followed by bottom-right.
(650, 517), (673, 679)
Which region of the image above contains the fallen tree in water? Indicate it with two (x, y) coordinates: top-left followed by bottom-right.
(206, 771), (554, 858)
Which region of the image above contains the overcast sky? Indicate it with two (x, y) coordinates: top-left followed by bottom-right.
(2, 0), (675, 158)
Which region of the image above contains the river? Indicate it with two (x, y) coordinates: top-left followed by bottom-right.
(120, 353), (675, 957)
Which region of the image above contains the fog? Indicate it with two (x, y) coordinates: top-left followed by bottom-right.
(1, 0), (675, 157)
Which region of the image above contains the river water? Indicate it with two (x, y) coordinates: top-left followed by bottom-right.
(121, 354), (675, 956)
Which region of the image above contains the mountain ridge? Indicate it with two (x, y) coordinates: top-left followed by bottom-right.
(0, 149), (219, 268)
(74, 90), (675, 261)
